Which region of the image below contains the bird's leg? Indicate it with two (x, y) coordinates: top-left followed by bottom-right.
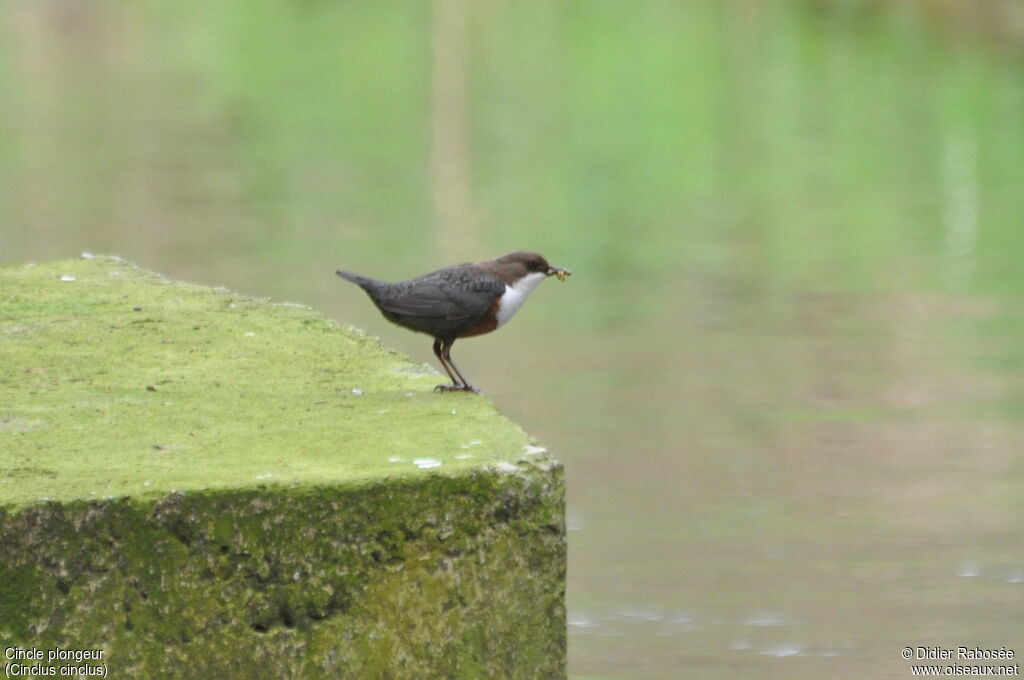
(441, 340), (478, 393)
(432, 338), (463, 391)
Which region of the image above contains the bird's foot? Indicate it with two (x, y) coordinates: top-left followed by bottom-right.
(434, 383), (479, 394)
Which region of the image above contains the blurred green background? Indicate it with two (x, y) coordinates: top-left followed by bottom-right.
(3, 1), (1023, 677)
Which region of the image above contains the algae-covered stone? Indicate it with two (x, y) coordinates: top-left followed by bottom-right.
(0, 257), (566, 679)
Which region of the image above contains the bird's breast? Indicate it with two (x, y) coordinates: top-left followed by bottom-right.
(494, 272), (547, 328)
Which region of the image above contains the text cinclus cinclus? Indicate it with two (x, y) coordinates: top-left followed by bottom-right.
(336, 251), (571, 393)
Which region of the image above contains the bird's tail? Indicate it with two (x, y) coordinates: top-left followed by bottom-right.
(335, 270), (374, 289)
(336, 270), (392, 303)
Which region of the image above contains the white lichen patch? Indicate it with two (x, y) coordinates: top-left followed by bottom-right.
(413, 458), (442, 469)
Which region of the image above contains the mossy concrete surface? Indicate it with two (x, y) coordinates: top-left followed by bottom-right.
(0, 256), (566, 679)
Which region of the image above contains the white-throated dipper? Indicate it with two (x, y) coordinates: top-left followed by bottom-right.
(336, 251), (571, 393)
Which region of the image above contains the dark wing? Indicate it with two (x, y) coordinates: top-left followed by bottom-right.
(376, 268), (504, 321)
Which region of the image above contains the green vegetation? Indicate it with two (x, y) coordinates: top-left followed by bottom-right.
(0, 256), (535, 506)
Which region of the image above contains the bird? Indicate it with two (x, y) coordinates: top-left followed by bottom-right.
(336, 251), (571, 393)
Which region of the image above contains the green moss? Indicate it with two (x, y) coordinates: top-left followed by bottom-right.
(0, 256), (536, 507)
(0, 257), (566, 679)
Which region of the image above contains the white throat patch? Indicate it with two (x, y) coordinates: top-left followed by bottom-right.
(495, 272), (547, 328)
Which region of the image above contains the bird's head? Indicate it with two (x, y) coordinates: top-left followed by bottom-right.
(494, 251), (572, 282)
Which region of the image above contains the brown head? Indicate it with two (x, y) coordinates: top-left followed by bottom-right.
(482, 251), (571, 285)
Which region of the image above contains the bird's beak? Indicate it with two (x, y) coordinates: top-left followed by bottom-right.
(547, 265), (571, 282)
